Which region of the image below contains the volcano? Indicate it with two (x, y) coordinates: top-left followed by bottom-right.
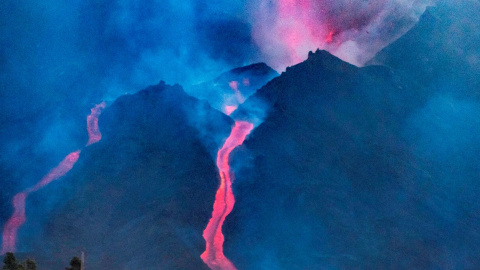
(223, 3), (480, 269)
(19, 82), (235, 269)
(1, 1), (480, 270)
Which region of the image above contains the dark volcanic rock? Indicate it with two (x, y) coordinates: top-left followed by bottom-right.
(4, 3), (479, 269)
(225, 40), (480, 270)
(26, 82), (232, 269)
(369, 1), (480, 99)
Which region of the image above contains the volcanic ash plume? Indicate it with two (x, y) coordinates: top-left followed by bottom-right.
(252, 0), (433, 69)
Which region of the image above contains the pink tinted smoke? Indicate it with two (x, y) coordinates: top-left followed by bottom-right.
(229, 81), (245, 104)
(253, 0), (333, 69)
(252, 0), (430, 70)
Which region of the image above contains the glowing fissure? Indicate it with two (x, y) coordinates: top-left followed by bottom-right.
(201, 120), (254, 270)
(1, 102), (105, 254)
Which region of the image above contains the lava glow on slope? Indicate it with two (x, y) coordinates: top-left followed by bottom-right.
(202, 78), (255, 269)
(225, 106), (238, 116)
(0, 151), (81, 254)
(0, 102), (105, 254)
(201, 77), (255, 269)
(201, 121), (254, 270)
(0, 193), (27, 255)
(202, 80), (252, 269)
(86, 101), (107, 145)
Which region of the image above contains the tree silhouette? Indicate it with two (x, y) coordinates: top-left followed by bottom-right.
(65, 257), (81, 270)
(2, 252), (19, 270)
(24, 259), (36, 270)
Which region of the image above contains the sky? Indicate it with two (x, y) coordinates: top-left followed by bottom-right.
(0, 0), (434, 120)
(0, 0), (434, 187)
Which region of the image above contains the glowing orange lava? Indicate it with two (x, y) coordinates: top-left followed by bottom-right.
(0, 151), (80, 254)
(201, 121), (254, 270)
(0, 193), (26, 255)
(86, 102), (106, 146)
(225, 106), (238, 116)
(1, 102), (105, 254)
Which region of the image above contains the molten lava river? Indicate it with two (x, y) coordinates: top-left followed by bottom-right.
(1, 102), (105, 254)
(201, 80), (254, 270)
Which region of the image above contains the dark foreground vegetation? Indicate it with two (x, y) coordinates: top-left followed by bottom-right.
(2, 252), (82, 270)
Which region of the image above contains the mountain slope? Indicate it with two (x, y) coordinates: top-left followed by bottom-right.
(225, 48), (480, 269)
(25, 82), (233, 269)
(369, 1), (480, 98)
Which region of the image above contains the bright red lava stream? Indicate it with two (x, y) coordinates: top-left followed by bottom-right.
(1, 102), (105, 254)
(86, 102), (106, 146)
(201, 121), (254, 270)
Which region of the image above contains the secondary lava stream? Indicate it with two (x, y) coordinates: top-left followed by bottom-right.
(201, 120), (254, 270)
(0, 102), (105, 254)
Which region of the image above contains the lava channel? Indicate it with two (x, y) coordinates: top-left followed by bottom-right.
(201, 120), (254, 270)
(1, 102), (105, 254)
(86, 101), (107, 145)
(0, 150), (80, 254)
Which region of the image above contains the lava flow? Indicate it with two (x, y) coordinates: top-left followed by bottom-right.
(0, 193), (27, 255)
(86, 102), (107, 145)
(0, 151), (81, 254)
(1, 102), (105, 254)
(201, 120), (254, 270)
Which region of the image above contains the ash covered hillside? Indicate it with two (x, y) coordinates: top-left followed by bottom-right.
(187, 63), (278, 115)
(369, 1), (480, 97)
(224, 3), (480, 269)
(24, 82), (232, 269)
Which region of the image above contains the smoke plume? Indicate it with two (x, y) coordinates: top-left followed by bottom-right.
(251, 0), (434, 69)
